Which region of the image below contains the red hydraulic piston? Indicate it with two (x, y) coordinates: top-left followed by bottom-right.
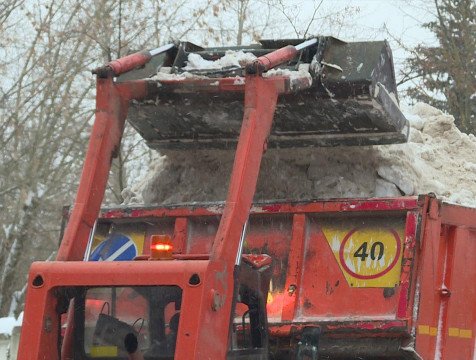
(252, 45), (297, 72)
(246, 38), (317, 74)
(94, 43), (175, 77)
(108, 50), (151, 76)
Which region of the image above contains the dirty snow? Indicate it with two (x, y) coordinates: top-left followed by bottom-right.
(320, 62), (343, 72)
(263, 64), (312, 84)
(151, 50), (310, 82)
(151, 67), (208, 81)
(123, 102), (476, 208)
(150, 50), (256, 80)
(184, 50), (256, 70)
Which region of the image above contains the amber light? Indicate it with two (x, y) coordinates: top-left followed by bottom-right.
(150, 235), (173, 260)
(152, 243), (173, 251)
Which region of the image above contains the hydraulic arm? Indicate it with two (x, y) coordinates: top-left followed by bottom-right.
(19, 40), (315, 359)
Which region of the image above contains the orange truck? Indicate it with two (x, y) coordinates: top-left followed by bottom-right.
(17, 38), (476, 359)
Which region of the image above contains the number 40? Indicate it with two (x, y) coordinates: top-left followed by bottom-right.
(353, 242), (384, 261)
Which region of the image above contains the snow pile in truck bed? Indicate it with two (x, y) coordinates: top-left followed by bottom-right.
(122, 103), (476, 208)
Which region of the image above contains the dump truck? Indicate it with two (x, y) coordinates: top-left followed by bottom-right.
(17, 38), (476, 360)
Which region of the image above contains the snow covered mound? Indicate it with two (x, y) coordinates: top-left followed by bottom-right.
(122, 103), (476, 208)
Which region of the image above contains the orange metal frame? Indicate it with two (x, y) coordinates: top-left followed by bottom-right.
(414, 199), (476, 360)
(19, 46), (311, 359)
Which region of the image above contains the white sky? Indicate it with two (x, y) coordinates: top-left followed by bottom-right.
(334, 1), (436, 52)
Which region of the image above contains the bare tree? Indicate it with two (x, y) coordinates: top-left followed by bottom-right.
(0, 0), (221, 317)
(265, 0), (360, 39)
(0, 0), (96, 317)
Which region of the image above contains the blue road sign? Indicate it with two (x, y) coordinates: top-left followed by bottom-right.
(90, 233), (138, 261)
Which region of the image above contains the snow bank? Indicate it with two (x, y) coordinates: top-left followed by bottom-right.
(0, 313), (23, 336)
(123, 103), (476, 208)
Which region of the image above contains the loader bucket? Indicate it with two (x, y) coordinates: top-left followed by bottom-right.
(125, 37), (409, 150)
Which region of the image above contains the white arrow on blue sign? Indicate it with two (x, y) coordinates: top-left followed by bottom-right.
(89, 233), (138, 261)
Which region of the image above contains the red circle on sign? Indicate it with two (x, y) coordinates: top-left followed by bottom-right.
(338, 227), (402, 280)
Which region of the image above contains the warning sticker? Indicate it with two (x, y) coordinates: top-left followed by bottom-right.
(320, 217), (405, 288)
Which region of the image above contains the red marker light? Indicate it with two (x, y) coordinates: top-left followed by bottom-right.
(151, 243), (173, 251)
(150, 235), (173, 260)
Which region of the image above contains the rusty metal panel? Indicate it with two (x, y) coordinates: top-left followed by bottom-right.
(296, 214), (408, 320)
(415, 201), (476, 360)
(96, 200), (417, 337)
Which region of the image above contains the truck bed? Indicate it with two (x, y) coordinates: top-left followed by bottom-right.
(83, 195), (476, 359)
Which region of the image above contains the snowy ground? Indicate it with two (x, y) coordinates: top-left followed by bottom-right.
(123, 103), (476, 208)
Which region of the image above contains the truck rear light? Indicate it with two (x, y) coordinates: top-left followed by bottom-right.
(150, 235), (173, 260)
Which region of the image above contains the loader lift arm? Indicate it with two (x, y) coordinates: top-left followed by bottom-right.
(194, 44), (314, 358)
(20, 40), (315, 359)
(57, 39), (314, 263)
